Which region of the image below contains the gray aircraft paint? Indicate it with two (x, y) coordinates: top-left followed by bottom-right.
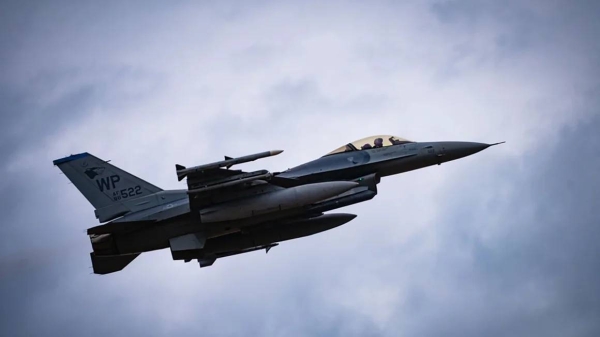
(53, 136), (502, 273)
(53, 153), (164, 222)
(276, 141), (498, 183)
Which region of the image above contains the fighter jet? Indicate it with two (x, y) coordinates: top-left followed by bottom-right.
(53, 135), (502, 274)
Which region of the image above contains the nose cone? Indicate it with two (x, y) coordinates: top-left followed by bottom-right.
(438, 142), (497, 162)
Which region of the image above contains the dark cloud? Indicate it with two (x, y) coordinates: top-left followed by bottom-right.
(406, 114), (600, 337)
(429, 0), (600, 85)
(1, 0), (599, 336)
(431, 0), (600, 55)
(0, 77), (94, 164)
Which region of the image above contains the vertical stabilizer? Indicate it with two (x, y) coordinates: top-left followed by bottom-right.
(53, 153), (162, 210)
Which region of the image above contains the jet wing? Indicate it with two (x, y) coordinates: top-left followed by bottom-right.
(90, 252), (140, 274)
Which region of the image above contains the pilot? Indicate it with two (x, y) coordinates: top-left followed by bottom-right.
(361, 143), (372, 150)
(374, 138), (384, 148)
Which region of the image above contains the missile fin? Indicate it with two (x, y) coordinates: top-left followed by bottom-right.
(176, 164), (187, 181)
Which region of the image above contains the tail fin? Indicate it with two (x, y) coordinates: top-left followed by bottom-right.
(53, 152), (162, 212)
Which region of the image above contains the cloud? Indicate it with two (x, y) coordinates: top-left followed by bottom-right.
(391, 114), (600, 337)
(0, 0), (598, 336)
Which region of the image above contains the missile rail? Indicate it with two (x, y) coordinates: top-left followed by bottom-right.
(187, 170), (272, 194)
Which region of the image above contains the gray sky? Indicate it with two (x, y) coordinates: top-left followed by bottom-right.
(1, 1), (599, 336)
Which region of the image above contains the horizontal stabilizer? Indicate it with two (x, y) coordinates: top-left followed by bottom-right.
(87, 220), (154, 235)
(91, 252), (140, 275)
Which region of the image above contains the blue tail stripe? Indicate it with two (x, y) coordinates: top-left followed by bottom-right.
(53, 152), (90, 165)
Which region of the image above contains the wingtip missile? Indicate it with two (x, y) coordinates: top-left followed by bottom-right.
(176, 150), (284, 181)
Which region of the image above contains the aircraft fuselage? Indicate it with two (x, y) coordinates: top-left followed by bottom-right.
(277, 141), (493, 182)
(54, 138), (501, 273)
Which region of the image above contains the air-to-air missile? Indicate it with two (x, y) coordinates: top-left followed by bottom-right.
(176, 150), (283, 181)
(53, 134), (503, 273)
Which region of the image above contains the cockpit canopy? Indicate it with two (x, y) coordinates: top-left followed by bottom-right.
(324, 135), (414, 156)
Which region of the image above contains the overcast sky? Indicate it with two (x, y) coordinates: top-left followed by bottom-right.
(1, 1), (599, 336)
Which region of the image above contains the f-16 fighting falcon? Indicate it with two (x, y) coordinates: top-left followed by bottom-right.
(53, 135), (503, 274)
